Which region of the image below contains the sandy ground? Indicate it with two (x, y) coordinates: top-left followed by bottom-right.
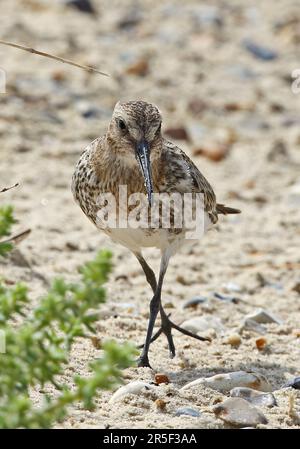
(0, 0), (300, 429)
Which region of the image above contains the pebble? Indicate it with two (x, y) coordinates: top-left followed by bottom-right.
(155, 374), (170, 385)
(230, 387), (276, 407)
(213, 398), (268, 427)
(292, 282), (300, 294)
(242, 39), (278, 61)
(267, 140), (289, 162)
(181, 315), (225, 336)
(109, 381), (155, 403)
(225, 334), (242, 347)
(288, 183), (300, 205)
(164, 127), (189, 141)
(255, 337), (267, 350)
(222, 282), (243, 293)
(241, 318), (266, 334)
(245, 308), (282, 325)
(181, 371), (272, 393)
(65, 0), (95, 14)
(214, 292), (239, 304)
(182, 296), (207, 309)
(193, 144), (230, 162)
(126, 59), (149, 77)
(175, 407), (201, 418)
(192, 5), (223, 28)
(118, 9), (143, 30)
(283, 377), (300, 390)
(155, 399), (167, 411)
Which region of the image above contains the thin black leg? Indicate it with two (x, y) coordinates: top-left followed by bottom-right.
(135, 253), (157, 293)
(137, 251), (170, 368)
(134, 252), (210, 366)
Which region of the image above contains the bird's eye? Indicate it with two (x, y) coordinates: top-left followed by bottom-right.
(118, 119), (127, 131)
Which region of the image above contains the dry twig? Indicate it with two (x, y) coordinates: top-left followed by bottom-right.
(0, 183), (19, 194)
(0, 40), (109, 77)
(1, 229), (31, 245)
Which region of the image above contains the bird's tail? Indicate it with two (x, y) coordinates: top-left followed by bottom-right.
(216, 203), (241, 215)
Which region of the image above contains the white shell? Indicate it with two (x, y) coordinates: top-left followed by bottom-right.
(109, 381), (154, 403)
(181, 315), (225, 335)
(245, 308), (282, 325)
(181, 371), (272, 393)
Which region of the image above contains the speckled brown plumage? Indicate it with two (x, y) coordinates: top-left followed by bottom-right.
(72, 100), (240, 368)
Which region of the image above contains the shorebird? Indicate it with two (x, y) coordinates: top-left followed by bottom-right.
(72, 100), (240, 368)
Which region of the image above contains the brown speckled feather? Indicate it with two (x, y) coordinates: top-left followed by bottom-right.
(72, 100), (240, 252)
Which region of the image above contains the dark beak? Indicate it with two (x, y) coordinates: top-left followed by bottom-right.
(135, 140), (153, 206)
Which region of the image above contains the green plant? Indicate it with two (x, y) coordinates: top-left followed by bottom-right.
(0, 206), (137, 428)
(0, 205), (15, 256)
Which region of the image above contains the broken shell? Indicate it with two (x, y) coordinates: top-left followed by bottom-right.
(181, 315), (225, 336)
(230, 387), (276, 407)
(213, 397), (268, 427)
(181, 371), (272, 393)
(109, 381), (155, 403)
(175, 407), (201, 417)
(245, 308), (282, 325)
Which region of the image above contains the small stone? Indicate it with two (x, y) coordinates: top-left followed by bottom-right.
(242, 39), (278, 61)
(267, 140), (289, 162)
(175, 407), (201, 418)
(117, 9), (142, 30)
(241, 318), (266, 334)
(225, 334), (242, 347)
(109, 381), (155, 403)
(283, 377), (300, 390)
(182, 296), (207, 309)
(192, 144), (230, 162)
(255, 337), (267, 350)
(187, 98), (208, 116)
(181, 315), (225, 336)
(222, 282), (243, 293)
(164, 302), (175, 309)
(245, 308), (282, 325)
(65, 0), (95, 14)
(90, 336), (101, 349)
(164, 127), (189, 141)
(126, 59), (149, 77)
(214, 292), (239, 303)
(193, 5), (223, 27)
(181, 371), (272, 393)
(155, 399), (167, 411)
(51, 70), (67, 83)
(292, 282), (300, 294)
(155, 373), (170, 385)
(213, 398), (268, 427)
(230, 387), (276, 408)
(287, 182), (300, 205)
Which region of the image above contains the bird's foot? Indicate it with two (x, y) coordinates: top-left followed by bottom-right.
(138, 309), (210, 359)
(137, 354), (152, 369)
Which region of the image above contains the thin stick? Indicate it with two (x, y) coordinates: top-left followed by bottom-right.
(0, 183), (19, 194)
(1, 229), (31, 245)
(0, 40), (109, 77)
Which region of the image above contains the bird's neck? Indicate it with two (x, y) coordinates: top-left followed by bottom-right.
(91, 137), (164, 194)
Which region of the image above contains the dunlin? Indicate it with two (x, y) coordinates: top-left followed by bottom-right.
(72, 100), (240, 368)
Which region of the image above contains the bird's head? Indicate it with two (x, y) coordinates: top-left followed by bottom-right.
(106, 100), (163, 206)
